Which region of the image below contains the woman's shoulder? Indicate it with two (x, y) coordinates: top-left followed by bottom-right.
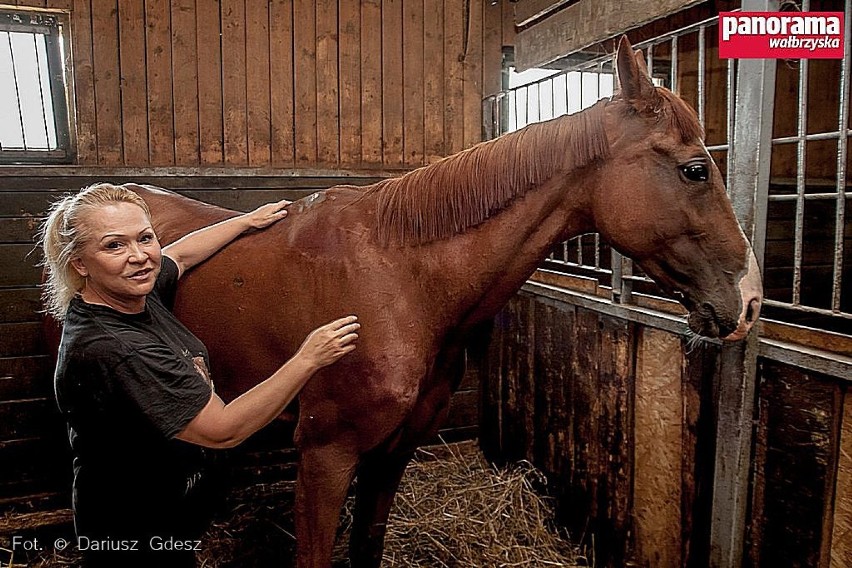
(61, 300), (150, 361)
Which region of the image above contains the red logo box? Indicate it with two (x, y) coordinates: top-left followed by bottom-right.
(719, 11), (844, 59)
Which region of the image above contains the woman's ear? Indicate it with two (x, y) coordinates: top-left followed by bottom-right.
(71, 257), (88, 277)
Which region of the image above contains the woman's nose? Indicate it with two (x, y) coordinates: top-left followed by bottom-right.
(127, 242), (149, 262)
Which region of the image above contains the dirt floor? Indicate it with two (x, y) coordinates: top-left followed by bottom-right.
(1, 441), (585, 567)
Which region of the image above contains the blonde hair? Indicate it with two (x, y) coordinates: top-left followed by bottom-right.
(39, 183), (152, 321)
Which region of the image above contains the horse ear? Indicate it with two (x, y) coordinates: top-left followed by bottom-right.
(616, 35), (656, 105)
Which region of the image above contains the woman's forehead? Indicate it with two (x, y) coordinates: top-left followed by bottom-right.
(81, 202), (152, 235)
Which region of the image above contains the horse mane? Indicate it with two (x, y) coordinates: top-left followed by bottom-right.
(368, 100), (611, 246)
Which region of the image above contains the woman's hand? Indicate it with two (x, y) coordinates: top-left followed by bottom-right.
(244, 199), (291, 230)
(297, 316), (360, 371)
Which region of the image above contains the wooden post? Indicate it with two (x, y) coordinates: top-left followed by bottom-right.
(709, 1), (778, 566)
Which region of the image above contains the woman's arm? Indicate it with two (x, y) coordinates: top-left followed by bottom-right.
(176, 315), (359, 449)
(162, 200), (289, 278)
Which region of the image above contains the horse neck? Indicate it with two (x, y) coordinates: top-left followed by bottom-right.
(379, 107), (609, 327)
(398, 155), (603, 332)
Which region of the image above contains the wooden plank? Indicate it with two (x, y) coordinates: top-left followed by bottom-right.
(0, 399), (60, 440)
(0, 192), (59, 216)
(196, 0), (224, 164)
(445, 388), (478, 431)
(499, 296), (534, 463)
(482, 0), (503, 98)
(532, 299), (574, 478)
(0, 217), (40, 243)
(221, 0), (248, 164)
(270, 0), (295, 167)
(71, 0), (97, 163)
(0, 244), (43, 287)
(381, 0), (404, 166)
(402, 0), (424, 166)
(462, 0), (483, 149)
(91, 0), (122, 164)
(831, 390), (852, 568)
(0, 357), (53, 385)
(682, 339), (721, 565)
(360, 0), (382, 165)
(513, 0), (572, 27)
(315, 0), (339, 166)
(567, 308), (602, 552)
(145, 0), (175, 165)
(171, 0), (200, 165)
(479, 308), (504, 462)
(117, 0), (149, 165)
(0, 374), (52, 402)
(0, 438), (70, 487)
(443, 0), (464, 155)
(0, 323), (44, 358)
(502, 0), (516, 48)
(293, 0), (317, 165)
(752, 362), (840, 568)
(633, 327), (683, 568)
(0, 288), (43, 323)
(339, 0), (361, 166)
(595, 314), (633, 567)
(423, 0), (444, 163)
(246, 0), (271, 166)
(513, 0), (703, 71)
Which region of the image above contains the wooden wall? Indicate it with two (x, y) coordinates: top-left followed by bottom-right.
(8, 0), (513, 169)
(481, 291), (852, 568)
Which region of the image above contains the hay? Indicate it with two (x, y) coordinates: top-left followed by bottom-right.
(5, 441), (585, 567)
(378, 442), (584, 567)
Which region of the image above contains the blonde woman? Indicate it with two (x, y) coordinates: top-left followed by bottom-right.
(41, 183), (359, 567)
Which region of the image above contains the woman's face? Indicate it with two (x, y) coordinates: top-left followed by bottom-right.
(71, 202), (162, 312)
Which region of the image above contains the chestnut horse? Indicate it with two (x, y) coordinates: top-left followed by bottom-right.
(128, 37), (761, 567)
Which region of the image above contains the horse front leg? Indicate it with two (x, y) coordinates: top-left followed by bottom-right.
(295, 443), (358, 568)
(348, 449), (415, 568)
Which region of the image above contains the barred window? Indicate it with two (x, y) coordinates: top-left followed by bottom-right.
(0, 9), (72, 163)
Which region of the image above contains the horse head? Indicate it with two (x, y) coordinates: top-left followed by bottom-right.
(592, 36), (762, 340)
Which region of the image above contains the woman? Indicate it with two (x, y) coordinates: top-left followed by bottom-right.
(40, 183), (359, 567)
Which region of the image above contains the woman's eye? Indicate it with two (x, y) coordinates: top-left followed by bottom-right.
(680, 163), (709, 182)
(140, 234), (154, 243)
(106, 241), (122, 250)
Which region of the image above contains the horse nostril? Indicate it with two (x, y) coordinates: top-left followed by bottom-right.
(746, 298), (761, 324)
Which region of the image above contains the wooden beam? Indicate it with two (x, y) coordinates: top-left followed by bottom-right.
(513, 0), (702, 71)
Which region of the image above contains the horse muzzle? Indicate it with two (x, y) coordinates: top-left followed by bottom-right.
(721, 252), (763, 341)
(684, 252), (763, 340)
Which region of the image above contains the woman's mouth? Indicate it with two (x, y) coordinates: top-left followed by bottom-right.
(128, 268), (154, 281)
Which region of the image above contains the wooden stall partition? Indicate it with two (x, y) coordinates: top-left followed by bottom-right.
(53, 0), (510, 169)
(481, 289), (726, 568)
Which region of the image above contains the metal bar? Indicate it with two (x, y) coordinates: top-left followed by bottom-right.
(792, 54), (809, 305)
(671, 36), (679, 93)
(763, 298), (852, 319)
(576, 235), (583, 265)
(772, 130), (852, 144)
(706, 143), (731, 152)
(646, 42), (654, 77)
(7, 32), (28, 150)
(727, 57), (736, 192)
(769, 192), (846, 202)
(698, 27), (706, 127)
(710, 1), (778, 566)
(522, 283), (852, 380)
(832, 0), (851, 312)
(33, 33), (51, 149)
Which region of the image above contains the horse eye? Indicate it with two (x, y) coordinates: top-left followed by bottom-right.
(680, 163), (709, 182)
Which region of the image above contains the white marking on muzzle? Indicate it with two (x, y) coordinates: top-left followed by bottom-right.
(723, 250), (763, 341)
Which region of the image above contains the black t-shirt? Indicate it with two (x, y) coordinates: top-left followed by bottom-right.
(54, 256), (214, 544)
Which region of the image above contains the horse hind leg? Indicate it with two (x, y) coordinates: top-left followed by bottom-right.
(295, 443), (358, 568)
(348, 449), (415, 568)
